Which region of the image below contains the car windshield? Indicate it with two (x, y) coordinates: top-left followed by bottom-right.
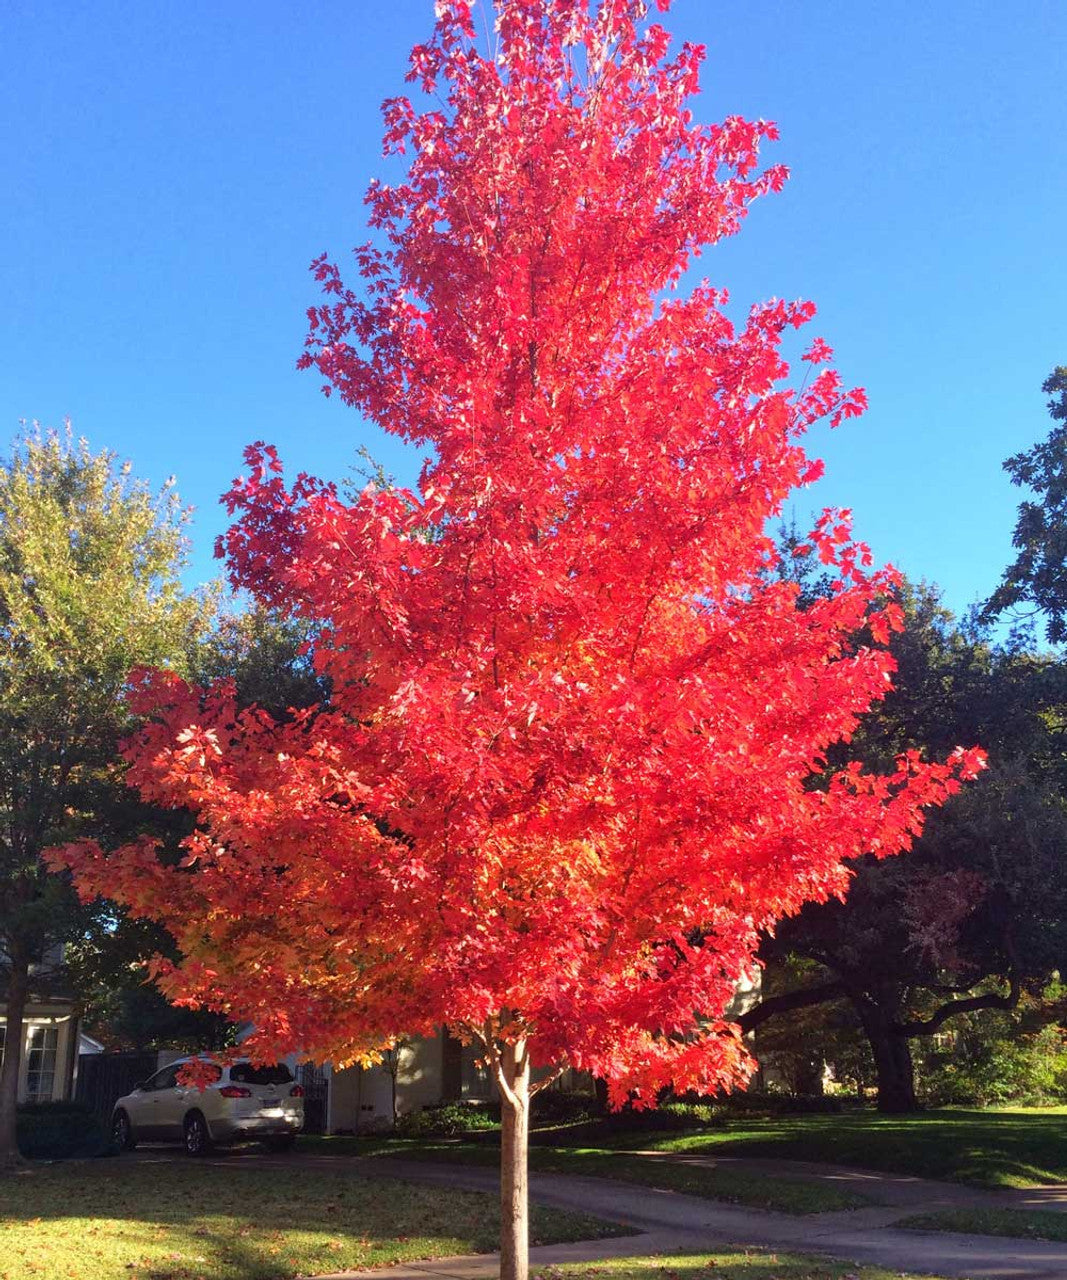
(229, 1063), (293, 1085)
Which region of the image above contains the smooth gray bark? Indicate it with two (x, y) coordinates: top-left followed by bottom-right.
(498, 1039), (531, 1280)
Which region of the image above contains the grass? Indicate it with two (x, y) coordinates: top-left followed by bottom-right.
(0, 1158), (630, 1280)
(534, 1251), (947, 1280)
(303, 1136), (868, 1214)
(898, 1207), (1067, 1242)
(306, 1103), (1067, 1191)
(575, 1106), (1067, 1189)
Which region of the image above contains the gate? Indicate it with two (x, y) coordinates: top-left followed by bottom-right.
(75, 1052), (158, 1117)
(296, 1061), (328, 1134)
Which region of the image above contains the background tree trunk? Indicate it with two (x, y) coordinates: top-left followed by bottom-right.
(856, 999), (918, 1113)
(499, 1039), (530, 1280)
(0, 950), (29, 1164)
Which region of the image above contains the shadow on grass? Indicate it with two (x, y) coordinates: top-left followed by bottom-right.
(601, 1108), (1067, 1189)
(0, 1158), (628, 1280)
(345, 1138), (866, 1214)
(305, 1106), (1067, 1190)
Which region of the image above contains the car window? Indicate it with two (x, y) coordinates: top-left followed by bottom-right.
(229, 1063), (293, 1085)
(173, 1061), (222, 1087)
(141, 1064), (181, 1091)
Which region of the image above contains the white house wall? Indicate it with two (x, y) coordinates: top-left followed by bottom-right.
(0, 1004), (79, 1104)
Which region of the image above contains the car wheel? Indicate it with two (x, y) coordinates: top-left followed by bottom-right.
(262, 1134), (297, 1153)
(183, 1112), (212, 1157)
(112, 1109), (136, 1151)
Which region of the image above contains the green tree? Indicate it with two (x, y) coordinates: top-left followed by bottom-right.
(66, 606), (326, 1054)
(985, 366), (1067, 641)
(0, 427), (204, 1162)
(741, 578), (1067, 1111)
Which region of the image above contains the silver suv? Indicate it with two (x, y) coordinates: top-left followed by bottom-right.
(111, 1057), (304, 1155)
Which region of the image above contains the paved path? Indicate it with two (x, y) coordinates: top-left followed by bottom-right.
(618, 1148), (1067, 1214)
(131, 1147), (1067, 1279)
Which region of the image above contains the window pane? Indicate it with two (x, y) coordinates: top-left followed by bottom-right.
(26, 1025), (58, 1102)
(229, 1063), (293, 1085)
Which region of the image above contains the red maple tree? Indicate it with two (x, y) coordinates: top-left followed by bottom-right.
(57, 2), (982, 1273)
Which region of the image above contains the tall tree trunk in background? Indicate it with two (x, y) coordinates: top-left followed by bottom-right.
(857, 997), (918, 1113)
(0, 947), (29, 1165)
(499, 1039), (531, 1280)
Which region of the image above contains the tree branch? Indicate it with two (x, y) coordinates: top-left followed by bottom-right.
(896, 975), (1021, 1038)
(736, 980), (846, 1034)
(529, 1061), (568, 1096)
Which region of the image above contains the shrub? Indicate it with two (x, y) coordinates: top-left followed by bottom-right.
(394, 1100), (500, 1139)
(590, 1099), (727, 1133)
(916, 1012), (1067, 1108)
(17, 1101), (116, 1160)
(531, 1090), (597, 1125)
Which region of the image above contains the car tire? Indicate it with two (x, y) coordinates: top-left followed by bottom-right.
(183, 1112), (212, 1157)
(262, 1134), (297, 1153)
(112, 1109), (137, 1151)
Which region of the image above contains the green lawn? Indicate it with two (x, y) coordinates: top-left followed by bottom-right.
(306, 1104), (1067, 1191)
(0, 1160), (629, 1280)
(536, 1252), (947, 1280)
(304, 1136), (868, 1214)
(899, 1206), (1067, 1242)
(603, 1107), (1067, 1188)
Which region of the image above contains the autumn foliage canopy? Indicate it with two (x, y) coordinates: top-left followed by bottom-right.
(58, 0), (983, 1104)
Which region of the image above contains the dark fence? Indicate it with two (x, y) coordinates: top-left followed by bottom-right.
(296, 1061), (328, 1134)
(75, 1052), (158, 1117)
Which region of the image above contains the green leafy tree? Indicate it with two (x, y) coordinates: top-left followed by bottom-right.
(67, 606), (326, 1054)
(914, 986), (1067, 1107)
(0, 427), (204, 1162)
(752, 954), (873, 1098)
(985, 366), (1067, 641)
(742, 578), (1067, 1111)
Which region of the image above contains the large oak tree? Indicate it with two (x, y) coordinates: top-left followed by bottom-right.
(742, 581), (1067, 1111)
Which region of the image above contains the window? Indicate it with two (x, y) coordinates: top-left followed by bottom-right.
(26, 1025), (58, 1102)
(229, 1063), (293, 1086)
(145, 1063), (191, 1091)
(0, 1024), (6, 1074)
(460, 1042), (492, 1099)
(140, 1064), (174, 1092)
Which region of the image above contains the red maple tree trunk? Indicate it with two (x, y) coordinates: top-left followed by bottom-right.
(499, 1040), (531, 1280)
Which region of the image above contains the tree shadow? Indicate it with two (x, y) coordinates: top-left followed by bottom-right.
(0, 1156), (624, 1279)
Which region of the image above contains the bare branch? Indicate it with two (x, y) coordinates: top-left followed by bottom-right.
(896, 975), (1021, 1037)
(529, 1061), (568, 1096)
(735, 980), (846, 1034)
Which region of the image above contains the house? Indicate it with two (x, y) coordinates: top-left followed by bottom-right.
(311, 974), (762, 1132)
(320, 1029), (497, 1132)
(0, 957), (83, 1104)
(290, 967), (765, 1132)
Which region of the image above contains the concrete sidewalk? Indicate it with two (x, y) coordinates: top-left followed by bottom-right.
(385, 1157), (1067, 1279)
(133, 1146), (1067, 1278)
(304, 1155), (1067, 1280)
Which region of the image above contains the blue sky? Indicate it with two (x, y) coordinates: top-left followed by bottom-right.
(2, 0), (1065, 621)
